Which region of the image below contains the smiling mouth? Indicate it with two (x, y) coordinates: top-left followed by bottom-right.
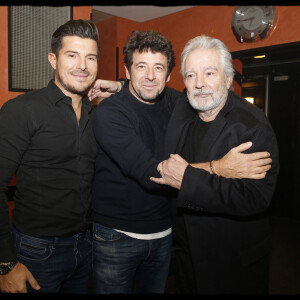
(71, 72), (89, 79)
(143, 84), (157, 90)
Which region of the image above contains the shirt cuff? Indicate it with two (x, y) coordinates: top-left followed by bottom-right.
(0, 236), (18, 262)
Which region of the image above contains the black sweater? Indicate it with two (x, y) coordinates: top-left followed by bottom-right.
(91, 85), (181, 234)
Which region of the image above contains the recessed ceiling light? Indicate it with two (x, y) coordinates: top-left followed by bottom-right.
(253, 55), (266, 59)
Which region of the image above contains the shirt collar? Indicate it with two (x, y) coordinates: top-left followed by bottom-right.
(46, 79), (94, 113)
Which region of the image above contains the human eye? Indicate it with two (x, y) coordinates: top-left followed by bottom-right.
(206, 69), (216, 76)
(137, 64), (145, 70)
(155, 65), (164, 72)
(185, 73), (196, 80)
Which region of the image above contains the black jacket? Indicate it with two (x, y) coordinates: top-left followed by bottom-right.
(165, 91), (280, 294)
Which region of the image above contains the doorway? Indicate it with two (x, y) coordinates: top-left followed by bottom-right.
(232, 42), (300, 219)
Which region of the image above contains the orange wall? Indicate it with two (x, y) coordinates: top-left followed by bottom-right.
(232, 59), (243, 95)
(73, 6), (92, 20)
(96, 5), (300, 92)
(0, 6), (92, 108)
(0, 7), (22, 107)
(96, 17), (142, 81)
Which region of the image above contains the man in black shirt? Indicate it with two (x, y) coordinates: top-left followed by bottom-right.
(0, 19), (100, 293)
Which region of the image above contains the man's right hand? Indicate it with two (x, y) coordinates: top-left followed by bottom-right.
(0, 262), (40, 293)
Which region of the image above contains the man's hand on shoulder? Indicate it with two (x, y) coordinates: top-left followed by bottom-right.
(213, 142), (272, 179)
(88, 79), (124, 105)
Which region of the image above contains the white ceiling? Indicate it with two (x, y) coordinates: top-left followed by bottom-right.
(92, 6), (196, 23)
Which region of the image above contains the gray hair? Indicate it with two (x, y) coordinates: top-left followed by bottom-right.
(181, 35), (234, 90)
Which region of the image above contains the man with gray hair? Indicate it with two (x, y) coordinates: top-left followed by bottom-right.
(151, 35), (279, 294)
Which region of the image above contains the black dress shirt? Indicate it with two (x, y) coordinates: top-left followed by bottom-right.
(0, 80), (97, 262)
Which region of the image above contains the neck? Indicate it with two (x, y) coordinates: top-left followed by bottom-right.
(71, 96), (83, 125)
(71, 95), (83, 108)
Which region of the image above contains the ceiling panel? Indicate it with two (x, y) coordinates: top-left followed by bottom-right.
(92, 5), (195, 23)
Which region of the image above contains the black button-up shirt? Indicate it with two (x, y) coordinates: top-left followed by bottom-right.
(0, 80), (97, 261)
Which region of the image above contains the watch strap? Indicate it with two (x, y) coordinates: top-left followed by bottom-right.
(0, 261), (17, 275)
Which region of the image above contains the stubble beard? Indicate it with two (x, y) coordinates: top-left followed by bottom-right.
(56, 72), (94, 96)
(131, 82), (162, 103)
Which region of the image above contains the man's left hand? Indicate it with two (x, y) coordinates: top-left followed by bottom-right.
(150, 154), (189, 189)
(87, 79), (122, 104)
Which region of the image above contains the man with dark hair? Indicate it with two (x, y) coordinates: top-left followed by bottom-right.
(0, 19), (100, 293)
(91, 30), (177, 294)
(90, 30), (272, 294)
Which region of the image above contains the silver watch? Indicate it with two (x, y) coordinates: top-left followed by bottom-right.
(0, 261), (17, 275)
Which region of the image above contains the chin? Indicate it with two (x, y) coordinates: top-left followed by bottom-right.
(74, 82), (93, 93)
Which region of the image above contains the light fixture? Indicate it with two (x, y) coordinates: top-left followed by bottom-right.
(244, 97), (254, 104)
(253, 55), (266, 59)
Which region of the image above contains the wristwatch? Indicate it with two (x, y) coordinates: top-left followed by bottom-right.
(0, 261), (17, 275)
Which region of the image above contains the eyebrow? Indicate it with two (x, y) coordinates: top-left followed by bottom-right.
(185, 65), (218, 75)
(65, 50), (98, 57)
(205, 66), (218, 71)
(136, 61), (166, 67)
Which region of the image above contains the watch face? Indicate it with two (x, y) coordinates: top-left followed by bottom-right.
(232, 6), (275, 42)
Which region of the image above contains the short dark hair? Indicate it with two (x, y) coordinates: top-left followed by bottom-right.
(51, 19), (100, 57)
(123, 30), (175, 77)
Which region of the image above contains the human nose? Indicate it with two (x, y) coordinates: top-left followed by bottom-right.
(195, 74), (205, 89)
(78, 57), (87, 70)
(145, 68), (155, 80)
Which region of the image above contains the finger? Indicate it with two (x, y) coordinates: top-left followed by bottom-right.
(232, 141), (253, 153)
(251, 157), (272, 167)
(251, 172), (267, 180)
(170, 154), (183, 162)
(254, 164), (271, 173)
(150, 177), (165, 185)
(87, 90), (93, 99)
(168, 157), (176, 162)
(92, 80), (101, 89)
(26, 271), (40, 291)
(250, 152), (271, 160)
(157, 162), (162, 172)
